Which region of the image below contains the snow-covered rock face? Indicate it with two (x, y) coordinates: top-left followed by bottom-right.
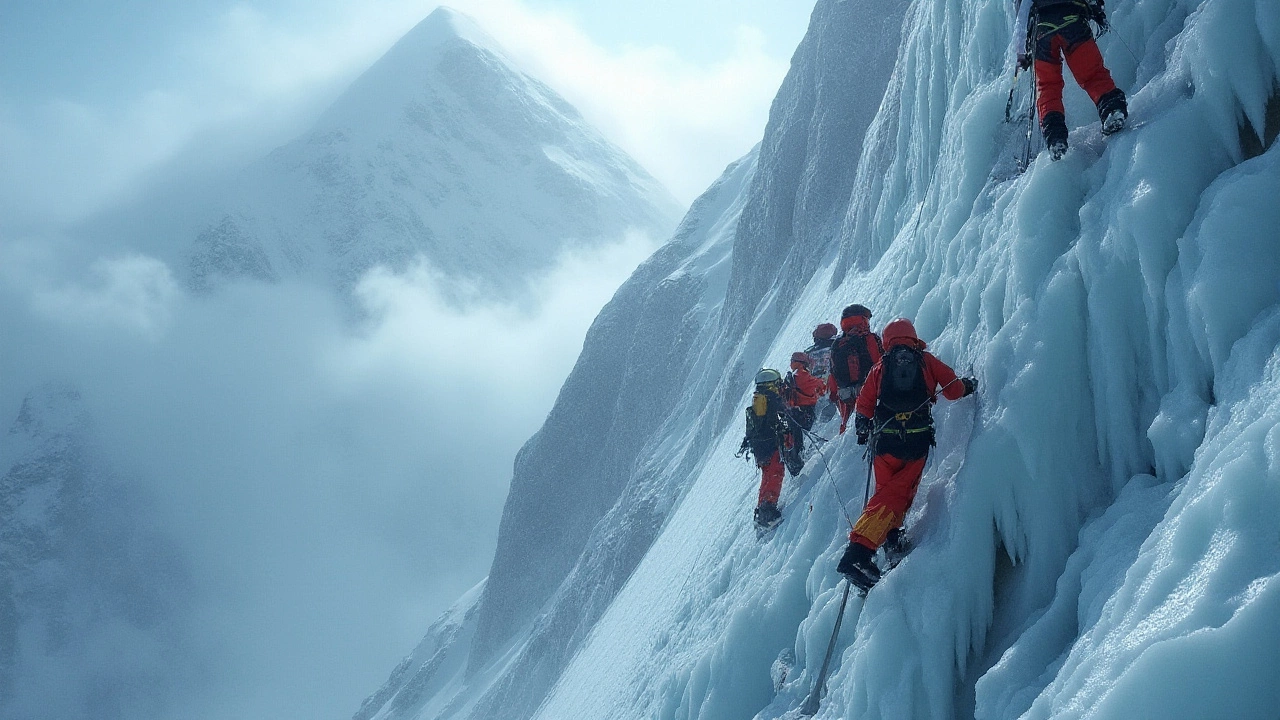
(188, 7), (681, 298)
(363, 0), (1280, 719)
(0, 386), (192, 718)
(357, 0), (912, 716)
(723, 0), (911, 337)
(383, 148), (756, 720)
(466, 0), (920, 679)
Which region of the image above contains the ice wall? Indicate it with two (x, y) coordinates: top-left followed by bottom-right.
(530, 1), (1280, 719)
(366, 0), (1280, 718)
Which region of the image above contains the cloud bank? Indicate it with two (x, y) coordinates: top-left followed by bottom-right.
(0, 232), (657, 719)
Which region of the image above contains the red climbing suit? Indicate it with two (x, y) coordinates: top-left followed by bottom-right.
(1020, 0), (1120, 122)
(758, 451), (785, 505)
(828, 314), (883, 430)
(786, 364), (825, 408)
(850, 319), (966, 550)
(1035, 30), (1117, 122)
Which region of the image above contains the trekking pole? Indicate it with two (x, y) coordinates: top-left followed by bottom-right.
(1024, 74), (1038, 169)
(1004, 65), (1022, 123)
(799, 579), (854, 716)
(861, 432), (877, 507)
(1021, 9), (1040, 168)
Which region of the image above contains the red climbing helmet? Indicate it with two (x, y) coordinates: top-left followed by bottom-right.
(840, 305), (873, 333)
(812, 323), (838, 341)
(790, 351), (811, 367)
(881, 318), (924, 350)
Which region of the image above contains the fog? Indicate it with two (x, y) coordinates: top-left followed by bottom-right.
(0, 232), (658, 719)
(1, 2), (788, 714)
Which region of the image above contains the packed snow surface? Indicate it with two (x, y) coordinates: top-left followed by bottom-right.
(364, 0), (1280, 719)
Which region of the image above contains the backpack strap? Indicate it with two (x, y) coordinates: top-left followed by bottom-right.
(849, 333), (876, 387)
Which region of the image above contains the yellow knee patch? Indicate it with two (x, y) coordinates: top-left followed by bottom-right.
(852, 506), (901, 547)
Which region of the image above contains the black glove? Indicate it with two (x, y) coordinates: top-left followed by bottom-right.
(854, 415), (872, 445)
(1017, 52), (1032, 70)
(1091, 2), (1110, 31)
(961, 377), (978, 397)
(736, 437), (750, 457)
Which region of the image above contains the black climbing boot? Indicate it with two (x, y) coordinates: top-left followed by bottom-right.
(754, 501), (782, 529)
(1041, 111), (1069, 160)
(1097, 89), (1128, 136)
(836, 541), (881, 591)
(883, 527), (912, 569)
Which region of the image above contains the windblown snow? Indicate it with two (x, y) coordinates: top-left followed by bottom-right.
(361, 0), (1280, 719)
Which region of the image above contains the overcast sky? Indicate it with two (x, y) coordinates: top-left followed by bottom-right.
(1, 0), (815, 226)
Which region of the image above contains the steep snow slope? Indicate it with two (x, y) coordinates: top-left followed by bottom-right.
(365, 0), (1280, 719)
(356, 144), (756, 720)
(528, 1), (1280, 719)
(188, 7), (681, 297)
(469, 0), (910, 675)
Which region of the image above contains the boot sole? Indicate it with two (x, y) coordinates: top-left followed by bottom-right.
(1101, 110), (1127, 136)
(841, 566), (880, 592)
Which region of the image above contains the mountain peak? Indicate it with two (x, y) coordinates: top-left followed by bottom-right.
(187, 5), (681, 298)
(400, 6), (506, 62)
(312, 7), (518, 135)
(417, 5), (501, 53)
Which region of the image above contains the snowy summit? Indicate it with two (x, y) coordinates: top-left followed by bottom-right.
(188, 7), (682, 297)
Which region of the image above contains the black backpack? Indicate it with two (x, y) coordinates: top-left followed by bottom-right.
(745, 388), (787, 456)
(830, 333), (880, 389)
(877, 345), (929, 415)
